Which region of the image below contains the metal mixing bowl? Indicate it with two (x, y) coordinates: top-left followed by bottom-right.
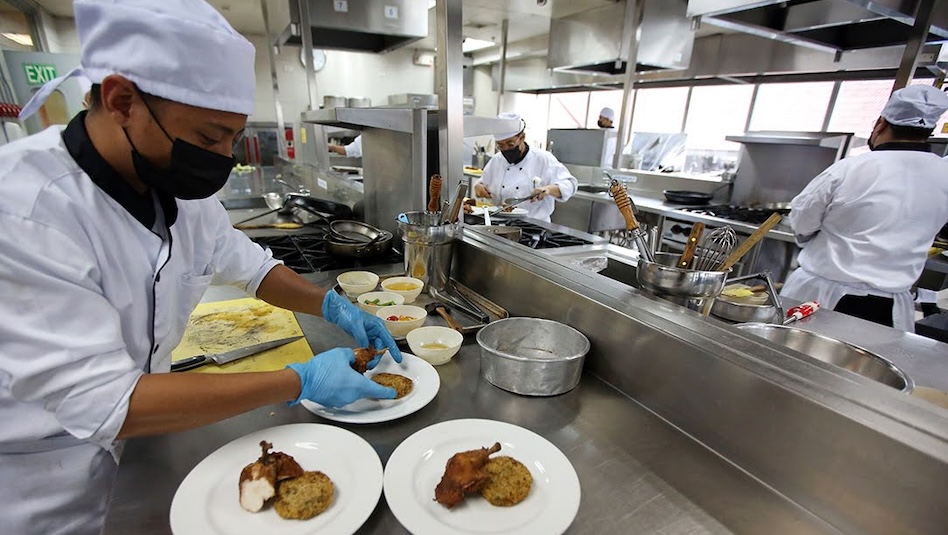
(735, 323), (912, 392)
(711, 298), (780, 323)
(476, 318), (590, 396)
(636, 252), (730, 298)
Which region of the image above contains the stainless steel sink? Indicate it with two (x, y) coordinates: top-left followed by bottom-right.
(735, 324), (913, 391)
(577, 184), (610, 194)
(220, 196), (269, 210)
(540, 243), (641, 288)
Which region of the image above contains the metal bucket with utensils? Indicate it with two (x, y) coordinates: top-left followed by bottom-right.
(397, 211), (460, 292)
(637, 252), (731, 315)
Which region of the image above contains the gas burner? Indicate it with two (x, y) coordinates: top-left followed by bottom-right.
(251, 233), (403, 274)
(682, 205), (790, 225)
(502, 220), (595, 249)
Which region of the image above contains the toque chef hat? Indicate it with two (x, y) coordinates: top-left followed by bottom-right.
(880, 85), (948, 129)
(599, 107), (615, 121)
(495, 112), (525, 141)
(19, 0), (255, 121)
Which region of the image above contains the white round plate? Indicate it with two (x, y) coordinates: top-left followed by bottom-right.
(383, 419), (581, 535)
(301, 352), (440, 424)
(170, 423), (382, 535)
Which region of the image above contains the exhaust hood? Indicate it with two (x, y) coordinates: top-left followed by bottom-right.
(688, 0), (948, 53)
(279, 0), (428, 54)
(548, 0), (695, 75)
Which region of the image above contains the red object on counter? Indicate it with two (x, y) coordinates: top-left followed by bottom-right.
(785, 301), (820, 324)
(1, 103), (23, 119)
(285, 128), (295, 159)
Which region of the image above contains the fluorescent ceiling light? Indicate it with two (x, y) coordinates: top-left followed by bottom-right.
(2, 33), (33, 47)
(462, 38), (495, 53)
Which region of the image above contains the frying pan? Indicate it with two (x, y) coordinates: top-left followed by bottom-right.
(663, 190), (713, 205)
(280, 194), (353, 220)
(327, 231), (394, 258)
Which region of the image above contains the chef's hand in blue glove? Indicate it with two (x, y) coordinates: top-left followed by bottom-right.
(287, 348), (396, 408)
(322, 290), (402, 368)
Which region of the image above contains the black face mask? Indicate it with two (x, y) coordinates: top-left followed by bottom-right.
(123, 95), (235, 200)
(500, 142), (528, 165)
(597, 120), (612, 129)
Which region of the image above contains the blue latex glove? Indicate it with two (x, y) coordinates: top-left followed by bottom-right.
(322, 290), (402, 368)
(287, 348), (396, 407)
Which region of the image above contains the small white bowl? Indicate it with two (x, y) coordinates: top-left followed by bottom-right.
(376, 305), (427, 338)
(356, 291), (405, 314)
(407, 326), (463, 365)
(380, 276), (424, 303)
(337, 271), (379, 297)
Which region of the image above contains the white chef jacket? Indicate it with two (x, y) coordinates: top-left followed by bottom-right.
(474, 145), (578, 222)
(345, 135), (363, 158)
(0, 116), (280, 535)
(780, 144), (948, 332)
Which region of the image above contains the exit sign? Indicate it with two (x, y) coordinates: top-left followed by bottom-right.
(23, 63), (57, 86)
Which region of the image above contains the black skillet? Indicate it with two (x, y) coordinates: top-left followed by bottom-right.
(663, 190), (713, 205)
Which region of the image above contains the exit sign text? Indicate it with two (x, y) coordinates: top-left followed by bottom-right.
(23, 63), (57, 86)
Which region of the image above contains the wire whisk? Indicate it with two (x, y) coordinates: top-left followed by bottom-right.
(693, 226), (737, 271)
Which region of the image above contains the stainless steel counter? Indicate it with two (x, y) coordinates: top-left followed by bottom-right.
(102, 265), (833, 535)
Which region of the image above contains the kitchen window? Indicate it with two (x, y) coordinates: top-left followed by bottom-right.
(683, 84), (755, 151)
(747, 81), (835, 132)
(585, 89), (625, 128)
(548, 92), (590, 130)
(630, 87), (689, 134)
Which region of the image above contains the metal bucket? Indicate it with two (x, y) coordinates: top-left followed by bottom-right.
(476, 318), (590, 396)
(735, 324), (913, 392)
(397, 211), (460, 292)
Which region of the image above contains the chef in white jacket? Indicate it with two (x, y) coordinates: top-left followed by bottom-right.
(0, 2), (402, 534)
(473, 112), (578, 222)
(780, 85), (948, 331)
(329, 134), (363, 157)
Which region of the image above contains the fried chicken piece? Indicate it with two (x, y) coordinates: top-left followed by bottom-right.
(238, 441), (304, 512)
(351, 347), (387, 374)
(434, 442), (501, 508)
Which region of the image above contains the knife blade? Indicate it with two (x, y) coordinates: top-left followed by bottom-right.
(171, 336), (304, 372)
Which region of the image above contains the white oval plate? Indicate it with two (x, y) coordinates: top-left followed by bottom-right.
(301, 352), (440, 424)
(384, 419), (581, 535)
(170, 423), (382, 535)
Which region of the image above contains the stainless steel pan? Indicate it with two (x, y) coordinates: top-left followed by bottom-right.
(327, 230), (393, 258)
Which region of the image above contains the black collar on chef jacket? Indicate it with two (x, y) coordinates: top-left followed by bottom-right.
(62, 111), (178, 230)
(873, 141), (933, 152)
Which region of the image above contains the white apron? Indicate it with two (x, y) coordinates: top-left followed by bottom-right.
(781, 268), (915, 332)
(475, 146), (578, 222)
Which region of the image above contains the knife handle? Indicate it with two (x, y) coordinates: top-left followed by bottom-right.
(170, 355), (208, 372)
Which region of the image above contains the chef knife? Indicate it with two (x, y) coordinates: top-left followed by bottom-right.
(171, 336), (304, 372)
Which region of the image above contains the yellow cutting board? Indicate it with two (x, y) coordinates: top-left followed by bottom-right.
(171, 298), (313, 374)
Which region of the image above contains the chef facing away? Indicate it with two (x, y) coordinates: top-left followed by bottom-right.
(780, 85), (948, 332)
(473, 112), (578, 222)
(0, 1), (403, 534)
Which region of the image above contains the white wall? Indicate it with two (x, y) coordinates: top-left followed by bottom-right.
(248, 35), (435, 123)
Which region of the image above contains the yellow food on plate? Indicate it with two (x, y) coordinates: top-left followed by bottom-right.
(370, 372), (414, 399)
(721, 287), (754, 298)
(273, 471), (334, 520)
(480, 456), (533, 507)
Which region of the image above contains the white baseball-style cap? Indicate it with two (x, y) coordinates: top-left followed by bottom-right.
(599, 107), (615, 121)
(880, 85), (948, 129)
(20, 0), (255, 120)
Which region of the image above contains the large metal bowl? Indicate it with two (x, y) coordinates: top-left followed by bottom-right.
(735, 323), (913, 392)
(637, 252), (730, 298)
(711, 298), (780, 323)
(476, 318), (590, 396)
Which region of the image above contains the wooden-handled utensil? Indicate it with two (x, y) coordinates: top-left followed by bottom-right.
(609, 179), (654, 262)
(428, 174), (443, 213)
(425, 302), (464, 332)
(717, 213), (783, 271)
(677, 222), (704, 268)
(234, 221), (304, 230)
(609, 180), (641, 231)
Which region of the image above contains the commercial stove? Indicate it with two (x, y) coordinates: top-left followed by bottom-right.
(680, 204), (790, 225)
(252, 232), (403, 274)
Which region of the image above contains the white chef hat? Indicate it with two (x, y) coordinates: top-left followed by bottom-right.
(880, 85), (948, 129)
(19, 0), (255, 121)
(495, 112), (525, 141)
(599, 107), (615, 120)
(76, 72), (92, 95)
